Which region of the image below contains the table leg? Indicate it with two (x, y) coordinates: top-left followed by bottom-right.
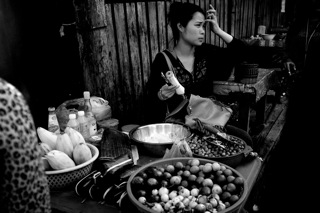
(238, 94), (252, 132)
(256, 95), (267, 125)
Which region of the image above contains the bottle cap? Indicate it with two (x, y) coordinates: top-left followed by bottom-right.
(48, 107), (55, 112)
(69, 113), (76, 119)
(83, 91), (90, 99)
(77, 111), (85, 116)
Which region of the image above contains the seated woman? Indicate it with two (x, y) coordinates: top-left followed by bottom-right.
(146, 2), (251, 146)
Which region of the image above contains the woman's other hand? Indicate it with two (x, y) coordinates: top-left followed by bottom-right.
(284, 60), (296, 76)
(206, 5), (220, 33)
(158, 84), (179, 100)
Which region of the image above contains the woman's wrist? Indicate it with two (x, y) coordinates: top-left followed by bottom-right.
(215, 29), (233, 43)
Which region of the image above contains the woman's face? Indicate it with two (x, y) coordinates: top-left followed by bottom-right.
(179, 12), (206, 46)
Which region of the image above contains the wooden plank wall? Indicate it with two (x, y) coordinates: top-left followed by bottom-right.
(73, 0), (283, 126)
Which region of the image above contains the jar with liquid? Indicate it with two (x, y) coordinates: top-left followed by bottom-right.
(83, 91), (97, 136)
(48, 107), (60, 134)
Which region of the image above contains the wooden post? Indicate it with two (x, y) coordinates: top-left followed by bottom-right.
(73, 0), (119, 120)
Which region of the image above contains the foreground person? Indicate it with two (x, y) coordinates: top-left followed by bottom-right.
(0, 77), (51, 213)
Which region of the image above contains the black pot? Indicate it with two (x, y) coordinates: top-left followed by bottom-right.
(192, 125), (254, 168)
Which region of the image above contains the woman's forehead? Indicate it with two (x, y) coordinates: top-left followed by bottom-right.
(191, 12), (205, 23)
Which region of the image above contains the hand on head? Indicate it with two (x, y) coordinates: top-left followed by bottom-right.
(205, 5), (220, 33)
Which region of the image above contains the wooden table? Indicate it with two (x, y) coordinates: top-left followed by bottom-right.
(50, 156), (262, 213)
(214, 68), (279, 132)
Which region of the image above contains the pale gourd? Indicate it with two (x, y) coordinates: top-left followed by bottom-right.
(37, 127), (57, 149)
(55, 133), (74, 159)
(73, 142), (92, 165)
(65, 126), (86, 148)
(46, 150), (75, 170)
(40, 142), (52, 156)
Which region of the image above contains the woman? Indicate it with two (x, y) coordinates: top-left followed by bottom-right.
(281, 0), (320, 76)
(0, 77), (51, 213)
(147, 2), (247, 124)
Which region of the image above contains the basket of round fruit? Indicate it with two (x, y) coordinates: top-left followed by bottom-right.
(127, 157), (247, 213)
(37, 126), (99, 190)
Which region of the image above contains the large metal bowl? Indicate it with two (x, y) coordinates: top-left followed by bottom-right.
(129, 123), (192, 157)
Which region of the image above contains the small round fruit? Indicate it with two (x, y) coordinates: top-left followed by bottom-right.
(212, 184), (222, 194)
(196, 176), (204, 185)
(175, 161), (184, 170)
(190, 188), (199, 197)
(183, 170), (191, 178)
(194, 203), (206, 213)
(161, 193), (169, 202)
(163, 171), (172, 180)
(152, 189), (158, 195)
(131, 176), (144, 186)
(198, 171), (205, 177)
(221, 191), (231, 201)
(223, 168), (233, 176)
(177, 170), (184, 176)
(136, 190), (146, 197)
(190, 159), (200, 166)
(216, 174), (226, 184)
(226, 183), (237, 193)
(202, 163), (213, 173)
(181, 180), (189, 188)
(138, 196), (146, 204)
(200, 186), (211, 195)
(234, 176), (245, 185)
(230, 194), (240, 203)
(189, 200), (198, 209)
(202, 178), (214, 187)
(227, 175), (236, 183)
(190, 165), (200, 174)
(166, 164), (175, 173)
(161, 180), (168, 187)
(198, 195), (207, 204)
(170, 176), (182, 185)
(137, 172), (147, 179)
(147, 178), (158, 187)
(212, 162), (221, 171)
(188, 174), (197, 182)
(151, 194), (160, 202)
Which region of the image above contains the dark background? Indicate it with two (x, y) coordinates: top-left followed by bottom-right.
(0, 0), (84, 128)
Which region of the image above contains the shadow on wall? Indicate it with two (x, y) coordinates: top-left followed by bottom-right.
(0, 0), (84, 128)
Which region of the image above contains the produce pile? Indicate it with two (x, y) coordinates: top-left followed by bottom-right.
(37, 127), (93, 171)
(130, 159), (245, 213)
(186, 134), (246, 158)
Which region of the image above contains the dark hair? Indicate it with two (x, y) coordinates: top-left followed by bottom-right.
(168, 2), (205, 42)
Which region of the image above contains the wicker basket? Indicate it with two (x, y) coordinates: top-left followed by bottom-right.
(45, 143), (99, 190)
(235, 63), (259, 84)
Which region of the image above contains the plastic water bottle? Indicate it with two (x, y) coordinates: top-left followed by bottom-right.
(77, 110), (90, 139)
(67, 113), (80, 132)
(48, 107), (60, 134)
(83, 91), (97, 136)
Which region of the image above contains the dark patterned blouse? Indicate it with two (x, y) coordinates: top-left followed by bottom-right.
(146, 39), (247, 123)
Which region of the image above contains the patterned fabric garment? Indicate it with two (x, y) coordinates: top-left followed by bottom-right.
(147, 39), (247, 123)
(0, 78), (51, 213)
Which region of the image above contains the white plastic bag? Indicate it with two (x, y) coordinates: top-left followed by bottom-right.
(163, 139), (192, 159)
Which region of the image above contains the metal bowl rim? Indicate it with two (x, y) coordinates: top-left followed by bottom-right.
(128, 123), (192, 145)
